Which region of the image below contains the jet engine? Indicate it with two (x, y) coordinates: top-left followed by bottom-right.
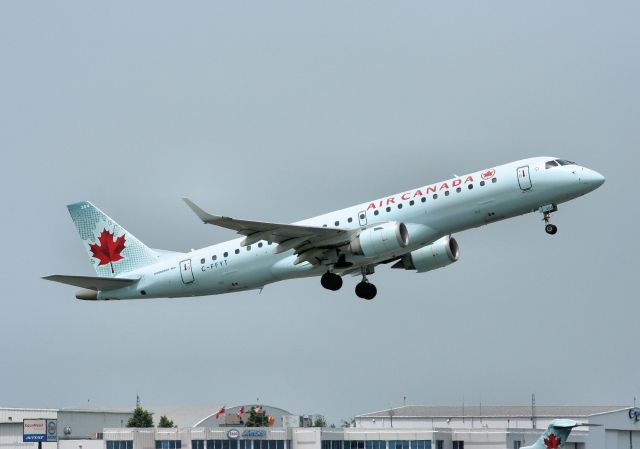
(392, 235), (459, 273)
(349, 222), (409, 258)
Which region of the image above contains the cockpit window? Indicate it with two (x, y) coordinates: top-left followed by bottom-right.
(555, 159), (575, 166)
(545, 160), (559, 169)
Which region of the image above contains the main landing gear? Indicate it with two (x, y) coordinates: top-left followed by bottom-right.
(540, 204), (558, 235)
(321, 272), (343, 291)
(355, 266), (377, 300)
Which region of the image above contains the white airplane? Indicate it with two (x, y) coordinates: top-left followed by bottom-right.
(44, 156), (604, 300)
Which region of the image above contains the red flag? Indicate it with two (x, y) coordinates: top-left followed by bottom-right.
(215, 406), (226, 419)
(236, 406), (245, 418)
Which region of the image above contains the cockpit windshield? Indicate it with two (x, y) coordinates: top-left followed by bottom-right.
(546, 159), (576, 169)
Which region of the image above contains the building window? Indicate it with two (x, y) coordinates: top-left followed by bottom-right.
(239, 441), (251, 449)
(207, 441), (230, 449)
(435, 441), (443, 449)
(349, 442), (365, 449)
(156, 441), (182, 449)
(388, 442), (409, 449)
(193, 441), (205, 449)
(453, 442), (465, 449)
(107, 442), (133, 449)
(331, 441), (343, 449)
(513, 442), (522, 449)
(411, 441), (431, 449)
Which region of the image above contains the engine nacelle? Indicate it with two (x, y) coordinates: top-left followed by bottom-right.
(349, 222), (409, 258)
(392, 236), (460, 273)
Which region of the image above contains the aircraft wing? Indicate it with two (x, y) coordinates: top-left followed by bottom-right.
(183, 198), (356, 265)
(43, 274), (139, 291)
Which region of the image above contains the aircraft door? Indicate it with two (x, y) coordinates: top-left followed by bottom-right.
(179, 259), (194, 284)
(517, 166), (532, 190)
(358, 210), (367, 226)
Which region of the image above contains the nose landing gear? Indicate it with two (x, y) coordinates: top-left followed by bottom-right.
(540, 204), (558, 235)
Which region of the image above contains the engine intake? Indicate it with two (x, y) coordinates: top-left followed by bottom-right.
(349, 222), (409, 258)
(392, 235), (460, 273)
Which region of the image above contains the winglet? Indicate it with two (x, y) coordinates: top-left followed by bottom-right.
(183, 198), (220, 224)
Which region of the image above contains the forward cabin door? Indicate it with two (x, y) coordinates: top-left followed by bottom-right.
(358, 210), (367, 226)
(517, 166), (532, 190)
(179, 259), (194, 284)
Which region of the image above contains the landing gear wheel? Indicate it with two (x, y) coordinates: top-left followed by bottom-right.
(355, 281), (377, 300)
(545, 224), (558, 235)
(321, 272), (343, 291)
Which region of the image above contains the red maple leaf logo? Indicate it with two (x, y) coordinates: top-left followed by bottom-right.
(89, 229), (126, 273)
(544, 433), (561, 449)
(481, 169), (496, 180)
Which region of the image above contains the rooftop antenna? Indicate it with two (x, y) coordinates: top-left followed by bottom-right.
(462, 395), (465, 423)
(531, 393), (536, 429)
(136, 394), (140, 407)
(403, 396), (406, 407)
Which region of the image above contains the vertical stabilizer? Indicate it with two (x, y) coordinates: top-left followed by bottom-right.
(67, 201), (159, 277)
(522, 419), (582, 449)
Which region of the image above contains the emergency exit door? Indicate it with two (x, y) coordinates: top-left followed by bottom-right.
(517, 166), (532, 190)
(180, 259), (194, 284)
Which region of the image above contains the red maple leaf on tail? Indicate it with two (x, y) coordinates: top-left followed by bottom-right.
(544, 433), (561, 449)
(89, 229), (126, 273)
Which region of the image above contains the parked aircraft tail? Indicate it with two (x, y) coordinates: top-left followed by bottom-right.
(523, 420), (583, 449)
(66, 201), (159, 277)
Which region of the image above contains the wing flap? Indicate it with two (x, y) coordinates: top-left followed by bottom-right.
(43, 275), (139, 291)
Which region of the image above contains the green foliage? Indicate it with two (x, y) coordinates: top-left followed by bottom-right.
(158, 415), (175, 428)
(127, 406), (154, 428)
(245, 406), (269, 427)
(313, 416), (327, 428)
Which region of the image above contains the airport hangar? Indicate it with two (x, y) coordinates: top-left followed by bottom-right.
(3, 404), (640, 449)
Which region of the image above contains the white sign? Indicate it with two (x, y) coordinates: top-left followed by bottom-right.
(23, 419), (57, 442)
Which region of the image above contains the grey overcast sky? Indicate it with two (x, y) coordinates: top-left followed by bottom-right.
(1, 1), (638, 425)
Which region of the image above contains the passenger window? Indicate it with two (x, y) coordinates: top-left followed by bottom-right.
(480, 180), (485, 186)
(335, 221), (339, 226)
(468, 184), (473, 189)
(546, 160), (558, 169)
(456, 187), (462, 193)
(374, 210), (380, 216)
(492, 178), (497, 183)
(246, 245), (251, 251)
(258, 242), (263, 248)
(410, 200), (415, 206)
(200, 258), (205, 264)
(386, 206), (391, 212)
(224, 252), (229, 257)
(323, 224), (327, 227)
(421, 197), (426, 203)
(212, 255), (217, 261)
(234, 249), (240, 254)
(432, 194), (438, 200)
(445, 191), (450, 196)
(359, 213), (365, 219)
(348, 217), (353, 223)
(397, 204), (403, 209)
(268, 241), (272, 245)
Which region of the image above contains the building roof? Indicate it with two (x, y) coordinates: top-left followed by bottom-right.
(356, 405), (628, 419)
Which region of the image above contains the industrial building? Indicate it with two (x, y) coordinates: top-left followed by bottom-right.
(4, 404), (640, 449)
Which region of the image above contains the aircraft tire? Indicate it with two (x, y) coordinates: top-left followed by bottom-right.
(545, 224), (558, 235)
(321, 272), (343, 291)
(355, 281), (376, 300)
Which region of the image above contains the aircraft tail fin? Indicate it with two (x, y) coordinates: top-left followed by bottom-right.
(66, 201), (159, 277)
(522, 420), (582, 449)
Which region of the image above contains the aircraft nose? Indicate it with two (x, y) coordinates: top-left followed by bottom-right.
(580, 168), (605, 188)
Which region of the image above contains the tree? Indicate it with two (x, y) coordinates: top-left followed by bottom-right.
(127, 406), (154, 428)
(158, 416), (175, 428)
(245, 406), (269, 427)
(313, 416), (327, 428)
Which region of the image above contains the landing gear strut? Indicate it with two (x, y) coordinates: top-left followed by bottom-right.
(355, 266), (377, 300)
(321, 272), (343, 291)
(540, 204), (558, 235)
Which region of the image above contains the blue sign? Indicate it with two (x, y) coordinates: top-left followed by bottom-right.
(629, 408), (640, 422)
(242, 430), (267, 438)
(46, 419), (58, 442)
(24, 434), (46, 442)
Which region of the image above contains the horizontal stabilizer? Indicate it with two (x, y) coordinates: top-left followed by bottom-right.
(43, 275), (139, 291)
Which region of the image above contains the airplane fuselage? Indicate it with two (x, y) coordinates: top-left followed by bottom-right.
(87, 156), (604, 300)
